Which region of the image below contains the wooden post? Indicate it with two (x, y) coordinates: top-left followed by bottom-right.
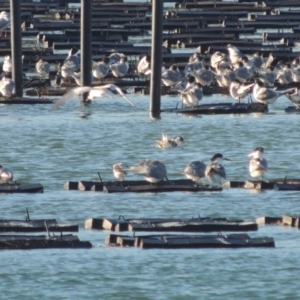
(149, 0), (163, 119)
(10, 0), (23, 97)
(81, 0), (92, 101)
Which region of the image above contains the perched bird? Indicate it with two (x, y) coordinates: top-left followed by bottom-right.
(248, 147), (268, 179)
(50, 84), (134, 110)
(35, 58), (50, 78)
(229, 80), (254, 103)
(64, 47), (79, 70)
(258, 66), (276, 87)
(161, 64), (181, 87)
(205, 153), (231, 186)
(227, 44), (245, 65)
(252, 80), (295, 105)
(184, 161), (207, 183)
(0, 11), (10, 37)
(180, 81), (203, 107)
(210, 51), (229, 70)
(113, 162), (129, 181)
(184, 53), (204, 76)
(276, 63), (293, 85)
(108, 52), (126, 65)
(110, 56), (129, 78)
(61, 61), (77, 79)
(192, 65), (214, 86)
(0, 75), (15, 98)
(2, 55), (12, 73)
(92, 57), (110, 80)
(249, 52), (264, 70)
(263, 53), (274, 70)
(137, 54), (151, 76)
(0, 165), (14, 183)
(156, 133), (187, 148)
(286, 88), (300, 108)
(125, 160), (167, 183)
(233, 61), (253, 83)
(213, 67), (236, 88)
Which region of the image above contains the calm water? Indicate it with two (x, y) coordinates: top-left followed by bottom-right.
(1, 91), (300, 299)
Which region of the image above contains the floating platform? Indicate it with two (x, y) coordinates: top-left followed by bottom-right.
(256, 215), (300, 228)
(64, 179), (222, 193)
(105, 233), (275, 249)
(285, 106), (300, 114)
(161, 102), (268, 115)
(0, 234), (92, 250)
(85, 216), (258, 232)
(0, 183), (44, 194)
(0, 97), (53, 105)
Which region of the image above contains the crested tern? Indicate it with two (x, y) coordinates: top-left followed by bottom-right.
(110, 56), (129, 78)
(137, 54), (151, 76)
(50, 84), (134, 110)
(252, 80), (295, 104)
(125, 160), (167, 183)
(227, 44), (245, 65)
(286, 88), (300, 108)
(156, 133), (187, 148)
(184, 161), (207, 183)
(64, 47), (79, 70)
(0, 165), (14, 183)
(205, 153), (231, 186)
(92, 57), (110, 80)
(180, 81), (203, 106)
(161, 64), (182, 87)
(0, 75), (15, 98)
(113, 162), (129, 181)
(2, 55), (12, 73)
(192, 65), (214, 86)
(0, 11), (10, 37)
(229, 80), (254, 103)
(248, 147), (268, 179)
(35, 58), (50, 78)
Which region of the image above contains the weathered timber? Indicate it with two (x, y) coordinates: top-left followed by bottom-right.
(225, 21), (300, 29)
(0, 234), (92, 250)
(0, 219), (78, 233)
(105, 233), (275, 249)
(174, 27), (256, 37)
(0, 183), (44, 193)
(168, 10), (248, 18)
(282, 215), (300, 227)
(161, 102), (268, 115)
(256, 216), (283, 226)
(103, 183), (222, 193)
(86, 216), (255, 232)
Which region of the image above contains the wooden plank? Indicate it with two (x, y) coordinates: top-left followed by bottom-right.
(0, 183), (44, 193)
(85, 218), (104, 230)
(256, 216), (283, 225)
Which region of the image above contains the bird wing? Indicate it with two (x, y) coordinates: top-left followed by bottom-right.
(50, 86), (92, 111)
(107, 84), (135, 107)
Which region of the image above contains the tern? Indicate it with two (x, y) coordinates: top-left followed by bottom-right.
(205, 153), (231, 186)
(2, 55), (12, 73)
(64, 47), (79, 70)
(180, 81), (203, 106)
(137, 54), (151, 76)
(227, 44), (245, 65)
(50, 84), (134, 110)
(156, 133), (187, 148)
(192, 65), (214, 86)
(92, 57), (110, 80)
(35, 58), (50, 78)
(248, 147), (268, 180)
(0, 75), (15, 98)
(113, 162), (129, 181)
(124, 160), (167, 184)
(184, 161), (207, 183)
(229, 80), (254, 103)
(286, 88), (300, 108)
(161, 64), (182, 87)
(252, 80), (295, 105)
(0, 165), (14, 183)
(0, 11), (10, 37)
(110, 56), (129, 78)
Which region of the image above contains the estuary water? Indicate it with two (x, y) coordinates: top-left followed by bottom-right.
(1, 91), (300, 299)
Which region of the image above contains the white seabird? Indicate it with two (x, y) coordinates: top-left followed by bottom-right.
(113, 162), (129, 181)
(35, 58), (50, 78)
(110, 56), (129, 78)
(92, 57), (110, 80)
(227, 44), (245, 65)
(0, 11), (10, 37)
(0, 75), (15, 98)
(155, 133), (187, 148)
(248, 147), (268, 179)
(286, 88), (300, 108)
(205, 153), (231, 186)
(184, 161), (207, 183)
(180, 81), (203, 106)
(64, 47), (79, 70)
(125, 160), (167, 183)
(161, 64), (182, 87)
(0, 165), (14, 183)
(137, 54), (151, 76)
(229, 80), (254, 103)
(192, 65), (214, 86)
(50, 84), (134, 110)
(252, 80), (295, 105)
(2, 55), (12, 73)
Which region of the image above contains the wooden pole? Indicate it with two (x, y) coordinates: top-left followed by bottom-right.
(80, 0), (92, 101)
(10, 0), (23, 97)
(149, 0), (163, 119)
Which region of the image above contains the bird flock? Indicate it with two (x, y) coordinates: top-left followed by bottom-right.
(111, 135), (268, 187)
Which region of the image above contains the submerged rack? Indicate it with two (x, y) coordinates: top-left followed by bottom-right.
(0, 183), (44, 193)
